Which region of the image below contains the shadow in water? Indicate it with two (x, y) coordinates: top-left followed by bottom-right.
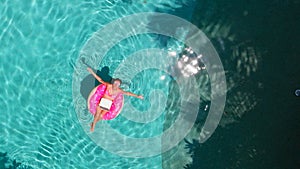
(182, 125), (264, 169)
(182, 0), (300, 169)
(80, 57), (112, 100)
(154, 0), (300, 168)
(0, 151), (31, 169)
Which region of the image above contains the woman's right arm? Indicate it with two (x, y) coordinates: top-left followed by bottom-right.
(87, 67), (108, 85)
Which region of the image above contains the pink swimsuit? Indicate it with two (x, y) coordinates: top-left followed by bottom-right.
(88, 84), (124, 120)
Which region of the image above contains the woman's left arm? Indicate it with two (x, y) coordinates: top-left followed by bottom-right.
(121, 90), (144, 99)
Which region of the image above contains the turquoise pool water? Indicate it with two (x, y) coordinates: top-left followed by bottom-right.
(1, 0), (202, 168)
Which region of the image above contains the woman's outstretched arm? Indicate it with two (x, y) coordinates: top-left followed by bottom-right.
(87, 67), (108, 85)
(121, 89), (144, 99)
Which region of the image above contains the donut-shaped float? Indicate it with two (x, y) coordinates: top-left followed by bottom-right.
(87, 84), (124, 120)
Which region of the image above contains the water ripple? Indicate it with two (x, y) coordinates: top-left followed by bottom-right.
(0, 0), (191, 168)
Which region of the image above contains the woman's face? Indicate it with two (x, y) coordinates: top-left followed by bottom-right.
(113, 80), (121, 88)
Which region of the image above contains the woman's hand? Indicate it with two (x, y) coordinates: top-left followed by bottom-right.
(138, 95), (144, 99)
(87, 67), (108, 85)
(87, 67), (94, 73)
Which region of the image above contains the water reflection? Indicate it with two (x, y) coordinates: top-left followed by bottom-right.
(193, 17), (262, 127)
(216, 41), (262, 127)
(168, 47), (206, 78)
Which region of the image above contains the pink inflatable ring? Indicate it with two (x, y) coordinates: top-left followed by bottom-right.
(87, 84), (124, 120)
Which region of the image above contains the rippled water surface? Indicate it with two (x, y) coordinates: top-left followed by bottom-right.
(1, 1), (187, 168)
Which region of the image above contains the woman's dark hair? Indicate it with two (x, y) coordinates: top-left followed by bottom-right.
(111, 78), (122, 84)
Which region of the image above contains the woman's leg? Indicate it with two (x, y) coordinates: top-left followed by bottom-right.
(96, 110), (107, 123)
(91, 106), (102, 132)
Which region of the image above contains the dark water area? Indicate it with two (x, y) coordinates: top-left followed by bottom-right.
(183, 0), (300, 168)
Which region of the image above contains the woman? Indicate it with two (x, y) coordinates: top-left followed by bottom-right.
(87, 67), (143, 132)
